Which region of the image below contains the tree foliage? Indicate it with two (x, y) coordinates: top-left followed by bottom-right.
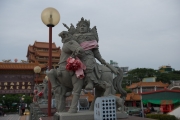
(124, 68), (157, 81)
(123, 68), (180, 85)
(0, 94), (32, 112)
(156, 72), (180, 84)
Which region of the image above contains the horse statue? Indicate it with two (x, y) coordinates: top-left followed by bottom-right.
(47, 17), (127, 113)
(47, 30), (127, 113)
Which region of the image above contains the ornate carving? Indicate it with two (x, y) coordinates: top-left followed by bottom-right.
(2, 59), (11, 62)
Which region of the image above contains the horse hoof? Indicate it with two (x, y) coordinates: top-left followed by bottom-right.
(68, 109), (77, 113)
(85, 83), (93, 90)
(65, 92), (72, 97)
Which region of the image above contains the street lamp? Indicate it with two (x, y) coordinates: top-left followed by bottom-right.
(41, 7), (60, 116)
(34, 66), (41, 84)
(2, 95), (5, 104)
(45, 76), (48, 81)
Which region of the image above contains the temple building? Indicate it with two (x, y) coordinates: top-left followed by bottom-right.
(159, 65), (175, 73)
(126, 81), (169, 94)
(125, 80), (180, 113)
(0, 62), (46, 94)
(0, 41), (61, 94)
(27, 41), (61, 69)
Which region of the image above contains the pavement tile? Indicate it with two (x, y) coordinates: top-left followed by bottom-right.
(0, 114), (20, 120)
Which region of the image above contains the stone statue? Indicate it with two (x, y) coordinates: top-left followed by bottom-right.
(42, 79), (48, 100)
(2, 59), (11, 63)
(21, 60), (28, 63)
(33, 84), (43, 103)
(72, 18), (107, 90)
(33, 83), (50, 104)
(47, 17), (127, 113)
(103, 81), (125, 113)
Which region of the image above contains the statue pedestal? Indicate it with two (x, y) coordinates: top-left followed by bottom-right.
(53, 111), (128, 120)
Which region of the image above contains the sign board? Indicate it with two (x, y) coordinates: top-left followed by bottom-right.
(0, 74), (34, 94)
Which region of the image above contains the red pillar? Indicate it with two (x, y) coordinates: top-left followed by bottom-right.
(48, 26), (52, 116)
(148, 103), (151, 107)
(133, 101), (136, 107)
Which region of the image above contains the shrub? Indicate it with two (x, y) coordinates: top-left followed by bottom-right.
(146, 114), (177, 120)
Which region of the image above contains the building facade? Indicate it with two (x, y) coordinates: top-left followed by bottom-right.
(27, 41), (61, 69)
(159, 65), (175, 73)
(126, 81), (169, 94)
(0, 62), (46, 94)
(0, 41), (61, 94)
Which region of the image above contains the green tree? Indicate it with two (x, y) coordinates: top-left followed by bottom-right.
(124, 68), (157, 82)
(0, 94), (33, 112)
(156, 72), (180, 84)
(123, 68), (180, 85)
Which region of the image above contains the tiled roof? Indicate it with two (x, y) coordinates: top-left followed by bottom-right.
(0, 62), (46, 70)
(66, 92), (141, 102)
(35, 51), (60, 57)
(27, 41), (61, 58)
(140, 89), (180, 95)
(116, 93), (141, 101)
(28, 45), (34, 53)
(66, 92), (95, 102)
(33, 41), (60, 49)
(126, 81), (169, 89)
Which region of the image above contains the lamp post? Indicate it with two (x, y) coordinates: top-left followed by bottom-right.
(34, 66), (41, 84)
(2, 95), (5, 105)
(41, 7), (60, 116)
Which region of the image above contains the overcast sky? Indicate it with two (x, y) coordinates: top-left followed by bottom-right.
(0, 0), (179, 70)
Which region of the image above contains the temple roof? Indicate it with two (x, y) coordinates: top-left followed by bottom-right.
(33, 41), (60, 49)
(140, 89), (180, 95)
(67, 92), (141, 102)
(0, 62), (46, 70)
(28, 46), (34, 53)
(35, 51), (60, 57)
(116, 93), (141, 101)
(27, 41), (61, 57)
(126, 81), (169, 89)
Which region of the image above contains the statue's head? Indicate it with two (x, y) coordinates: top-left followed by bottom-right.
(59, 31), (72, 43)
(76, 17), (90, 33)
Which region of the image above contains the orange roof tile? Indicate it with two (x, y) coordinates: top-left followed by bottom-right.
(35, 51), (60, 57)
(116, 93), (141, 101)
(68, 92), (95, 102)
(33, 41), (60, 49)
(0, 62), (46, 70)
(126, 81), (169, 89)
(28, 45), (34, 53)
(140, 89), (180, 95)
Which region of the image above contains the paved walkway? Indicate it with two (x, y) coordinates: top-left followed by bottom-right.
(0, 114), (29, 120)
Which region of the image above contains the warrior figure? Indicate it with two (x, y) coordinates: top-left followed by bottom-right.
(63, 17), (106, 90)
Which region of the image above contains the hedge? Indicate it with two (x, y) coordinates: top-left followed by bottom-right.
(146, 114), (177, 120)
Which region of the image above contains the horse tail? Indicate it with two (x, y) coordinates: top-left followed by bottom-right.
(113, 67), (127, 100)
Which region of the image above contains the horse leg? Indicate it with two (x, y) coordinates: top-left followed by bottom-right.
(48, 69), (66, 111)
(47, 69), (59, 88)
(68, 75), (83, 113)
(89, 87), (104, 111)
(115, 96), (125, 113)
(56, 85), (68, 112)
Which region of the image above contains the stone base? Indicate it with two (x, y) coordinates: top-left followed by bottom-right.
(39, 104), (48, 108)
(117, 112), (128, 119)
(53, 111), (128, 120)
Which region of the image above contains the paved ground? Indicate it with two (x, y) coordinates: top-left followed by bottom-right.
(0, 114), (29, 120)
(0, 114), (155, 120)
(117, 116), (155, 120)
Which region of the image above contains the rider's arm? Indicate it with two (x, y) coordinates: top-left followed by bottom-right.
(93, 48), (106, 64)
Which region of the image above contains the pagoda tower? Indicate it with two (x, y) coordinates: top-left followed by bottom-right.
(26, 41), (61, 69)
